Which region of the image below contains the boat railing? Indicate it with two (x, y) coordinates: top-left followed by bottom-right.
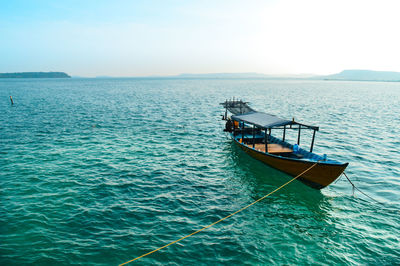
(268, 135), (323, 161)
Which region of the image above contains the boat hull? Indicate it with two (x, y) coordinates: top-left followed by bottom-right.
(234, 140), (348, 189)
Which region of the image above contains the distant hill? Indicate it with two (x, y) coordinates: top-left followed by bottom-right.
(320, 70), (400, 81)
(175, 72), (270, 78)
(173, 72), (314, 79)
(0, 72), (71, 78)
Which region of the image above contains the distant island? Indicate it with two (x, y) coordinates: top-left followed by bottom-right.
(176, 70), (400, 81)
(168, 72), (314, 79)
(0, 72), (71, 78)
(319, 69), (400, 82)
(155, 70), (400, 81)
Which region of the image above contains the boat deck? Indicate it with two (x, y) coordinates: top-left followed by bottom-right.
(253, 143), (293, 154)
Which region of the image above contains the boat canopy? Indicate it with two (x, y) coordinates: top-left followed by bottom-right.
(232, 112), (291, 128)
(222, 99), (319, 130)
(232, 111), (319, 130)
(220, 100), (255, 115)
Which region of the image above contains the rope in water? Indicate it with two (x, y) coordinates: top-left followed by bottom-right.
(342, 172), (383, 204)
(119, 161), (320, 265)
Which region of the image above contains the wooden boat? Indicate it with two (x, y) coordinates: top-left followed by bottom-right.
(221, 99), (348, 189)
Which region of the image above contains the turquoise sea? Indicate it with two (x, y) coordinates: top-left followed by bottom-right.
(1, 78), (399, 265)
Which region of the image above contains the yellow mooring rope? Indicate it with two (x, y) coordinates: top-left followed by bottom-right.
(119, 162), (320, 265)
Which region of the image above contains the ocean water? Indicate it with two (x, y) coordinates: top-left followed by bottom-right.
(1, 78), (399, 265)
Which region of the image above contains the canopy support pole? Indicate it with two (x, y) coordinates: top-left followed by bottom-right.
(310, 129), (316, 152)
(224, 106), (227, 120)
(297, 126), (301, 145)
(241, 122), (244, 143)
(252, 125), (255, 148)
(283, 125), (286, 142)
(265, 129), (268, 153)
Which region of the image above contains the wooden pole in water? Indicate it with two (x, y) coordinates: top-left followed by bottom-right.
(9, 96), (14, 105)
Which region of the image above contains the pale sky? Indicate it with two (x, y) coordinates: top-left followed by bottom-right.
(1, 0), (399, 77)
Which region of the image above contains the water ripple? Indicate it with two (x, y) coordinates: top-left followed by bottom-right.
(1, 78), (399, 265)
